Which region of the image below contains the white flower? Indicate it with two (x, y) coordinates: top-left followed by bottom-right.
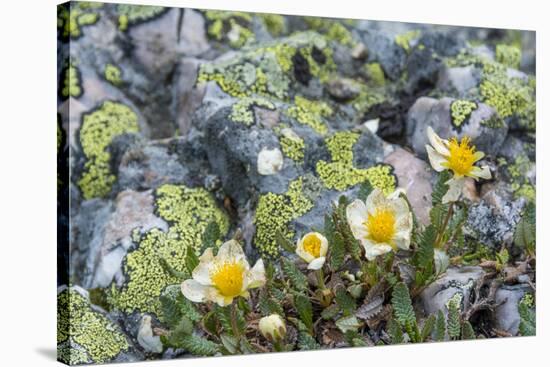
(181, 240), (266, 307)
(425, 127), (491, 203)
(259, 314), (287, 342)
(296, 232), (328, 270)
(346, 189), (413, 260)
(257, 148), (283, 175)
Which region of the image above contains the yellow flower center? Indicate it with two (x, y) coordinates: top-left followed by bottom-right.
(302, 234), (321, 258)
(210, 261), (244, 297)
(445, 137), (476, 176)
(364, 208), (396, 244)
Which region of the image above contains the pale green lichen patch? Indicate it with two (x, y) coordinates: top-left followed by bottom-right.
(316, 132), (396, 193)
(57, 2), (102, 39)
(254, 178), (314, 257)
(496, 44), (521, 69)
(279, 128), (305, 163)
(498, 154), (536, 202)
(395, 30), (421, 53)
(78, 101), (139, 200)
(287, 96), (332, 135)
(109, 184), (229, 315)
(60, 62), (82, 99)
(450, 100), (477, 128)
(258, 13), (286, 36)
(304, 17), (355, 47)
(365, 63), (386, 87)
(57, 288), (129, 364)
(230, 97), (276, 126)
(117, 4), (167, 31)
(197, 31), (335, 100)
(104, 64), (123, 86)
(204, 11), (254, 48)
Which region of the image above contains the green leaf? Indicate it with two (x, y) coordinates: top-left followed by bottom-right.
(321, 304), (340, 320)
(330, 231), (346, 270)
(514, 202), (536, 249)
(220, 333), (239, 354)
(387, 317), (404, 344)
(336, 315), (362, 333)
(179, 296), (202, 322)
(434, 310), (446, 341)
(294, 293), (313, 331)
(335, 287), (356, 316)
(281, 257), (308, 292)
(276, 229), (296, 253)
(461, 321), (476, 340)
(358, 181), (373, 202)
(391, 283), (416, 328)
(179, 335), (220, 356)
(201, 221), (220, 252)
(414, 225), (436, 270)
(185, 248), (200, 273)
(518, 302), (536, 336)
(258, 292), (284, 316)
(421, 314), (436, 342)
(214, 306), (233, 335)
(432, 170), (452, 206)
(298, 332), (320, 350)
(447, 298), (461, 340)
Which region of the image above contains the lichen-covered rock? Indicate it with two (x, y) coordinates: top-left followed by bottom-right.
(495, 284), (533, 335)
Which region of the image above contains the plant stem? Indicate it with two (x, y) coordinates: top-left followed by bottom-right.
(230, 303), (241, 339)
(435, 204), (454, 248)
(316, 268), (326, 289)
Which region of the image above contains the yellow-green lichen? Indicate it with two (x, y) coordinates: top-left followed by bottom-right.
(60, 62), (82, 99)
(57, 2), (102, 39)
(109, 184), (229, 315)
(117, 4), (167, 31)
(304, 17), (355, 47)
(254, 178), (314, 257)
(365, 63), (386, 87)
(104, 64), (123, 86)
(230, 96), (276, 126)
(496, 44), (521, 69)
(316, 131), (396, 193)
(504, 154), (536, 202)
(57, 288), (129, 364)
(204, 11), (255, 48)
(351, 86), (386, 114)
(279, 128), (305, 163)
(287, 96), (332, 135)
(258, 13), (286, 36)
(78, 101), (139, 200)
(450, 100), (477, 128)
(395, 30), (421, 53)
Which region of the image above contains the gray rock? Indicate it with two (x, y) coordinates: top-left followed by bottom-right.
(360, 29), (407, 80)
(495, 284), (532, 335)
(418, 266), (485, 316)
(406, 97), (507, 159)
(437, 65), (481, 95)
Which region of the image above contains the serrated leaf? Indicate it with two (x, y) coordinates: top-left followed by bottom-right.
(415, 225), (436, 269)
(420, 314), (436, 342)
(294, 293), (313, 331)
(447, 298), (461, 340)
(336, 315), (362, 333)
(387, 317), (403, 344)
(179, 296), (202, 322)
(330, 231), (346, 270)
(461, 321), (476, 340)
(276, 230), (296, 253)
(179, 335), (220, 356)
(434, 249), (449, 275)
(201, 221), (220, 252)
(335, 287), (356, 316)
(518, 302), (536, 336)
(281, 257), (308, 292)
(391, 283), (416, 328)
(514, 202), (536, 249)
(321, 304), (340, 320)
(220, 333), (239, 354)
(298, 332), (320, 350)
(356, 295), (384, 321)
(358, 181), (373, 202)
(434, 310), (446, 341)
(258, 292), (284, 316)
(185, 248), (200, 273)
(432, 170), (452, 206)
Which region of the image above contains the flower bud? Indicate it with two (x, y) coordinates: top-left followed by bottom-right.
(259, 314), (286, 342)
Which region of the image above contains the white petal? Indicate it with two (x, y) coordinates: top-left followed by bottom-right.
(442, 177), (466, 204)
(318, 233), (329, 257)
(366, 189), (387, 213)
(181, 279), (209, 303)
(307, 257), (326, 270)
(217, 240), (246, 265)
(427, 127), (450, 156)
(468, 165), (491, 180)
(192, 248), (215, 285)
(393, 231), (411, 251)
(395, 212), (413, 234)
(426, 145), (447, 172)
(361, 239), (392, 261)
(246, 259), (266, 289)
(346, 199), (369, 240)
(387, 188), (407, 200)
(473, 151), (485, 162)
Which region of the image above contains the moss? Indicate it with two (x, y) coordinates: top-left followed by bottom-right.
(78, 101), (139, 200)
(316, 132), (396, 193)
(197, 31), (335, 100)
(254, 178), (314, 257)
(109, 184), (229, 315)
(365, 63), (386, 87)
(287, 96), (332, 134)
(60, 62), (82, 99)
(395, 30), (421, 53)
(520, 293), (534, 308)
(496, 44), (521, 69)
(258, 13), (286, 36)
(117, 4), (167, 31)
(104, 64), (123, 86)
(204, 11), (255, 48)
(57, 288), (129, 364)
(230, 96), (275, 126)
(57, 2), (102, 39)
(279, 128), (305, 163)
(450, 100), (477, 128)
